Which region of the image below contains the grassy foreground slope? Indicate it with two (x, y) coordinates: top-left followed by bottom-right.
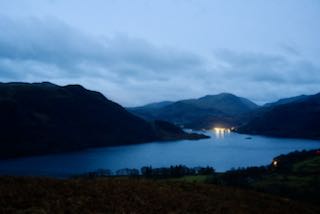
(251, 152), (320, 204)
(0, 177), (318, 214)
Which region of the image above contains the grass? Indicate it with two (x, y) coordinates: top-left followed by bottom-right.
(249, 156), (320, 205)
(165, 175), (209, 183)
(0, 176), (319, 214)
(252, 174), (320, 204)
(293, 156), (320, 174)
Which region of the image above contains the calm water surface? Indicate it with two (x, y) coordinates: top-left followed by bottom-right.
(0, 131), (319, 177)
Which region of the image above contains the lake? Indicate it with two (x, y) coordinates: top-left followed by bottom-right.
(0, 130), (319, 177)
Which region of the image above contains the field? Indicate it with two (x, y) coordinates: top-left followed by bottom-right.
(0, 176), (319, 214)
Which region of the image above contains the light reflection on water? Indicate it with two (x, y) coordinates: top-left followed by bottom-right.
(213, 127), (231, 138)
(0, 130), (319, 177)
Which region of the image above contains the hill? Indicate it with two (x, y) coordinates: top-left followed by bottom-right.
(209, 148), (320, 206)
(0, 82), (207, 159)
(128, 93), (259, 130)
(264, 95), (308, 107)
(237, 93), (320, 139)
(133, 101), (174, 109)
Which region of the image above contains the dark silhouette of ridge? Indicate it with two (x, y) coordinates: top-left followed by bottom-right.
(0, 82), (207, 159)
(237, 93), (320, 139)
(128, 93), (259, 129)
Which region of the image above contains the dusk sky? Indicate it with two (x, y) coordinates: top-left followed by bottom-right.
(0, 0), (319, 106)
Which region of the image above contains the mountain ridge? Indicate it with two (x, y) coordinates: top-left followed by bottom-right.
(128, 93), (259, 129)
(237, 92), (320, 139)
(264, 95), (309, 107)
(0, 82), (207, 159)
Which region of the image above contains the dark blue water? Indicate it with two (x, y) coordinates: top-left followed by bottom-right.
(0, 131), (319, 177)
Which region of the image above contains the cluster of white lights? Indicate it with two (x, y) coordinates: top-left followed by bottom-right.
(212, 127), (231, 138)
(213, 127), (231, 133)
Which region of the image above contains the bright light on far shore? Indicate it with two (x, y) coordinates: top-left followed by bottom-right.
(213, 127), (231, 133)
(213, 127), (231, 138)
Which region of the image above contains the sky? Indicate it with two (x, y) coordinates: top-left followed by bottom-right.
(0, 0), (319, 106)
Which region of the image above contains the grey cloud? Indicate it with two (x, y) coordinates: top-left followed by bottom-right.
(214, 50), (320, 84)
(205, 49), (320, 103)
(280, 44), (301, 56)
(0, 16), (205, 82)
(0, 17), (95, 64)
(104, 35), (204, 72)
(0, 15), (319, 106)
(0, 16), (210, 105)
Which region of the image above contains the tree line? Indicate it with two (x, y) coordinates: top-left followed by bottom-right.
(75, 165), (215, 178)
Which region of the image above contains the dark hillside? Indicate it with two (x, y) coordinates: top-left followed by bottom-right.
(237, 93), (320, 139)
(128, 93), (259, 129)
(0, 82), (206, 159)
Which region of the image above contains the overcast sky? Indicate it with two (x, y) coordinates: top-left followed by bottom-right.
(0, 0), (319, 106)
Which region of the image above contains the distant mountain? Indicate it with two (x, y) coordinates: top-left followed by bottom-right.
(264, 95), (308, 107)
(0, 82), (207, 159)
(133, 101), (174, 109)
(237, 93), (320, 139)
(128, 93), (259, 129)
(181, 93), (258, 115)
(128, 101), (174, 121)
